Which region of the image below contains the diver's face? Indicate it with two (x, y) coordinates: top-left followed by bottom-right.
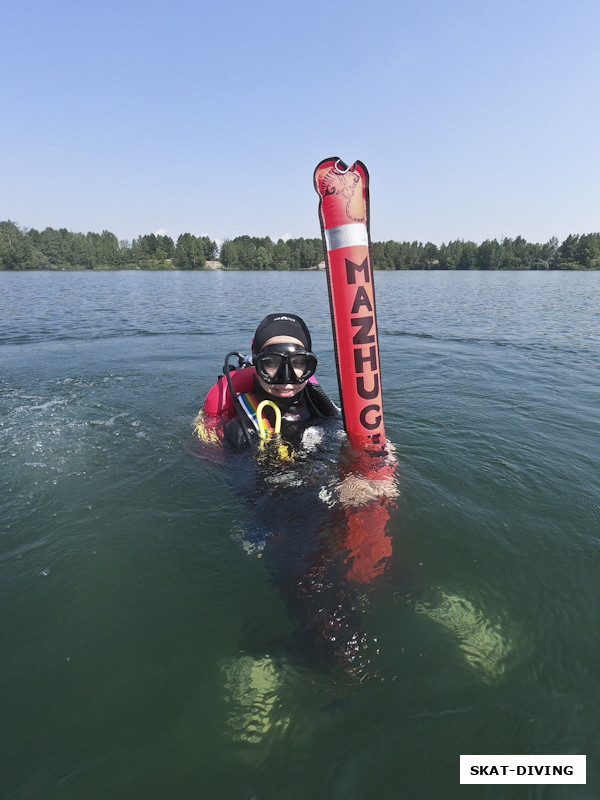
(256, 336), (308, 400)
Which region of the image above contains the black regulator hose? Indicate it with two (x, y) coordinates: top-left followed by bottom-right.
(223, 351), (253, 447)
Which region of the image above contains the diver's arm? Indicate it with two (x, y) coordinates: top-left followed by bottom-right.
(335, 471), (399, 506)
(335, 441), (399, 507)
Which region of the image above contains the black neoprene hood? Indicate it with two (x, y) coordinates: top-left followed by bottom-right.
(252, 313), (312, 354)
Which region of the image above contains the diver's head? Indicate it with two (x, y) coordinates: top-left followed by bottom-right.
(251, 313), (317, 401)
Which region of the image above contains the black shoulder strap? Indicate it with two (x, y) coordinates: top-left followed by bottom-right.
(305, 382), (340, 418)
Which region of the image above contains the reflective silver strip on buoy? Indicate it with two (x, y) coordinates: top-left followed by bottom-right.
(324, 223), (369, 252)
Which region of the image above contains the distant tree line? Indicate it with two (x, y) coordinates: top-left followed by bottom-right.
(222, 232), (600, 270)
(0, 221), (217, 270)
(219, 236), (324, 270)
(372, 234), (600, 270)
(2, 220), (600, 271)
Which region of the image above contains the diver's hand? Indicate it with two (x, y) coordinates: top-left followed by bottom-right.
(335, 473), (399, 507)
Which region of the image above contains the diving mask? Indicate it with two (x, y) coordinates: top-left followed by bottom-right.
(253, 343), (317, 385)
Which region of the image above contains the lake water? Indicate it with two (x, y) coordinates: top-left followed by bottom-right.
(1, 270), (599, 799)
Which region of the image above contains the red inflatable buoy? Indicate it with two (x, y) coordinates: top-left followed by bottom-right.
(314, 157), (386, 453)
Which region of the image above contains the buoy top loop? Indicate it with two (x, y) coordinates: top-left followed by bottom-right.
(334, 159), (350, 174)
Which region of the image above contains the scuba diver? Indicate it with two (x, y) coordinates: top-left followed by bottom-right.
(210, 311), (398, 504)
(221, 312), (339, 451)
(195, 312), (397, 677)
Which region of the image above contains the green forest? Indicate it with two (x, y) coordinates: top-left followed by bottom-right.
(2, 220), (600, 271)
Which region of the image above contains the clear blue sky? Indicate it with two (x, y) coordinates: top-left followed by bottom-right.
(2, 0), (599, 246)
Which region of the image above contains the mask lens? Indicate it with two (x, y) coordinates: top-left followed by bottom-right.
(257, 354), (283, 380)
(289, 353), (308, 379)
